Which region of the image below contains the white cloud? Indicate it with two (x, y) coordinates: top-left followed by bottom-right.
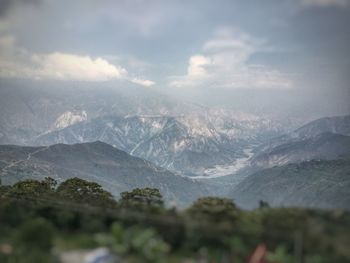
(0, 35), (154, 86)
(130, 78), (155, 87)
(170, 28), (292, 89)
(32, 53), (128, 81)
(300, 0), (349, 8)
(187, 55), (211, 77)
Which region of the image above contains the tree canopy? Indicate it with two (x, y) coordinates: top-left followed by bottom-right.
(120, 187), (164, 211)
(56, 177), (117, 208)
(0, 178), (349, 262)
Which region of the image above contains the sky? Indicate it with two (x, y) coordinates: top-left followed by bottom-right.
(0, 0), (349, 119)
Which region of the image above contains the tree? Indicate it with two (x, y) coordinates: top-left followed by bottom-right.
(5, 179), (55, 199)
(56, 178), (117, 208)
(186, 197), (239, 223)
(43, 177), (57, 190)
(185, 197), (240, 249)
(119, 188), (164, 210)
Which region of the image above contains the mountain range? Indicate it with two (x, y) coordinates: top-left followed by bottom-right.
(0, 81), (293, 177)
(251, 115), (350, 169)
(230, 115), (350, 209)
(0, 81), (349, 209)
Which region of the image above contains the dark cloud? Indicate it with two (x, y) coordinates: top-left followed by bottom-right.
(0, 0), (42, 17)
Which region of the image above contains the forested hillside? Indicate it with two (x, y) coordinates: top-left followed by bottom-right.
(1, 178), (349, 262)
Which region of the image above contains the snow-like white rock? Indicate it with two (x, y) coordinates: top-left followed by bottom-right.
(54, 111), (87, 130)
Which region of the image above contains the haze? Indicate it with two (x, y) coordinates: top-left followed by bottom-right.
(0, 0), (349, 120)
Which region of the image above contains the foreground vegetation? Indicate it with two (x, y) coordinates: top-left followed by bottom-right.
(0, 177), (349, 262)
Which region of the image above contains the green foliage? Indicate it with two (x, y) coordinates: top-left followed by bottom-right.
(96, 222), (170, 262)
(228, 236), (251, 263)
(304, 254), (327, 263)
(185, 197), (240, 249)
(13, 217), (54, 251)
(120, 187), (164, 212)
(0, 185), (11, 197)
(267, 245), (293, 263)
(187, 197), (239, 223)
(260, 208), (308, 249)
(44, 176), (58, 190)
(55, 233), (98, 250)
(11, 218), (55, 263)
(0, 178), (350, 262)
(5, 179), (55, 199)
(56, 177), (117, 208)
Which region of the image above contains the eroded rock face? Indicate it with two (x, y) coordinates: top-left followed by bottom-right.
(53, 111), (88, 131)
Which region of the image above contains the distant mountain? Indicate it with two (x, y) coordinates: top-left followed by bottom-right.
(251, 115), (350, 168)
(34, 112), (287, 176)
(0, 81), (294, 177)
(230, 115), (350, 210)
(0, 141), (210, 206)
(251, 132), (350, 168)
(34, 115), (237, 176)
(0, 81), (198, 145)
(292, 115), (350, 139)
(232, 159), (350, 210)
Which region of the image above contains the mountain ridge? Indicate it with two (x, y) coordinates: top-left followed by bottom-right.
(250, 115), (350, 169)
(0, 141), (210, 206)
(232, 158), (350, 210)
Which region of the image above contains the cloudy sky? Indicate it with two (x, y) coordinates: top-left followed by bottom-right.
(0, 0), (349, 118)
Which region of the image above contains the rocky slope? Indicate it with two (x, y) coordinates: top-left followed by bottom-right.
(34, 113), (286, 176)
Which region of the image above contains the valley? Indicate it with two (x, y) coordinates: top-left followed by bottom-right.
(0, 84), (349, 209)
(196, 147), (254, 179)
